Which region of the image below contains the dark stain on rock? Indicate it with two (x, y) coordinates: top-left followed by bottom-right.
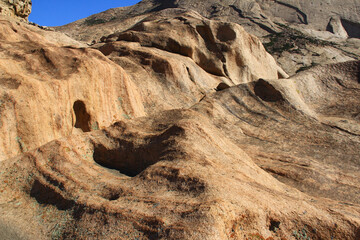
(0, 77), (21, 89)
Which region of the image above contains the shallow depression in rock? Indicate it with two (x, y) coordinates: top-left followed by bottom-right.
(93, 125), (184, 177)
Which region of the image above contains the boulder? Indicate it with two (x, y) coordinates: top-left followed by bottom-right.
(327, 16), (348, 39)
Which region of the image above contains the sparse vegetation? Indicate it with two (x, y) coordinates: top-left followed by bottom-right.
(83, 16), (117, 26)
(15, 136), (27, 152)
(83, 17), (107, 26)
(292, 228), (311, 240)
(122, 113), (131, 119)
(264, 23), (334, 55)
(91, 122), (99, 130)
(296, 62), (318, 73)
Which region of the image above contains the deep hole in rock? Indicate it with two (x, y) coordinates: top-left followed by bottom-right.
(99, 189), (122, 201)
(326, 21), (334, 34)
(93, 125), (184, 177)
(73, 100), (91, 132)
(269, 219), (281, 232)
(196, 25), (214, 43)
(254, 79), (284, 102)
(216, 82), (230, 91)
(108, 193), (121, 201)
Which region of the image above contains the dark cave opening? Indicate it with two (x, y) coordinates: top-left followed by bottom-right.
(73, 100), (91, 132)
(254, 79), (284, 102)
(269, 219), (281, 232)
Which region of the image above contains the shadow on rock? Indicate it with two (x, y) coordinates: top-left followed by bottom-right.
(30, 180), (75, 211)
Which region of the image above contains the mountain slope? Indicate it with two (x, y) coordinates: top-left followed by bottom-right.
(0, 1), (359, 239)
(55, 0), (360, 75)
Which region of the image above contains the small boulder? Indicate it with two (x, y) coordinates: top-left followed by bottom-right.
(327, 16), (348, 38)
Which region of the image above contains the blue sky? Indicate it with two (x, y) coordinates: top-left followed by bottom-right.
(29, 0), (141, 27)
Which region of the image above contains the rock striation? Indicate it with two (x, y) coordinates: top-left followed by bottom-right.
(0, 7), (286, 161)
(1, 60), (359, 239)
(56, 0), (360, 75)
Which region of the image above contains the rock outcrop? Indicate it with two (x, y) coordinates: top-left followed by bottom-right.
(0, 9), (284, 160)
(55, 0), (360, 42)
(1, 61), (359, 239)
(0, 0), (31, 20)
(0, 16), (145, 161)
(96, 9), (285, 114)
(327, 16), (349, 39)
(56, 0), (360, 75)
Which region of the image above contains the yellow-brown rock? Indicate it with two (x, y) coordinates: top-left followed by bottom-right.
(0, 0), (31, 20)
(0, 3), (359, 240)
(99, 10), (285, 84)
(0, 16), (145, 161)
(1, 61), (360, 238)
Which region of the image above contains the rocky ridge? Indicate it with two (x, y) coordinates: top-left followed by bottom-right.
(56, 0), (360, 40)
(56, 0), (360, 75)
(0, 0), (359, 239)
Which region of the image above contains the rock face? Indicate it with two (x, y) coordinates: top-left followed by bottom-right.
(1, 60), (360, 239)
(0, 1), (360, 240)
(56, 0), (360, 41)
(0, 8), (285, 160)
(0, 17), (145, 161)
(100, 10), (284, 85)
(0, 0), (31, 20)
(56, 0), (360, 75)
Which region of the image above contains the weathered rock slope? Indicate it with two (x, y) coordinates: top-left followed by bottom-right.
(0, 8), (284, 161)
(56, 0), (360, 75)
(0, 1), (359, 240)
(1, 61), (360, 239)
(56, 0), (360, 40)
(0, 16), (146, 161)
(96, 9), (286, 114)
